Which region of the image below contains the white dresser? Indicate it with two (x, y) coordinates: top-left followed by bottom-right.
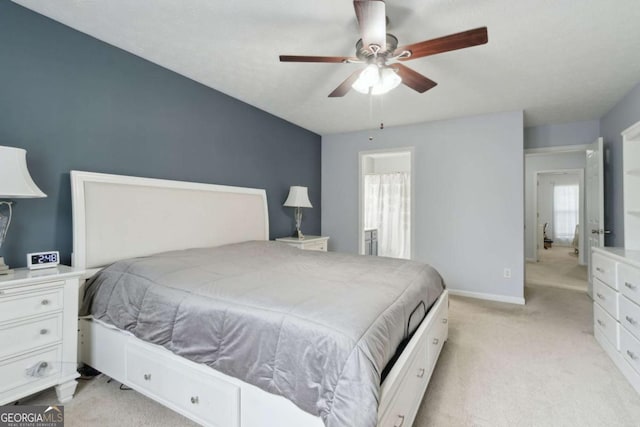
(0, 266), (83, 405)
(592, 247), (640, 393)
(275, 235), (329, 251)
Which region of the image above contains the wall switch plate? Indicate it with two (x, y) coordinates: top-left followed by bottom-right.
(504, 268), (511, 278)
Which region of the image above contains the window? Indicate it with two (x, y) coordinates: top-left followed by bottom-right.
(364, 172), (410, 259)
(553, 184), (579, 244)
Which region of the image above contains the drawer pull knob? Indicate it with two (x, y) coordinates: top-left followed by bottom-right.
(41, 299), (50, 305)
(442, 318), (448, 324)
(143, 374), (151, 381)
(393, 414), (405, 427)
(40, 329), (48, 335)
(597, 319), (605, 327)
(626, 315), (637, 325)
(190, 396), (199, 404)
(596, 267), (604, 273)
(596, 293), (605, 300)
(625, 282), (637, 290)
(417, 368), (425, 378)
(433, 338), (440, 345)
(627, 350), (638, 360)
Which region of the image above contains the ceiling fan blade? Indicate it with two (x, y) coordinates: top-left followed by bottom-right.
(279, 55), (356, 63)
(392, 64), (437, 93)
(353, 0), (387, 52)
(395, 27), (488, 61)
(329, 69), (364, 97)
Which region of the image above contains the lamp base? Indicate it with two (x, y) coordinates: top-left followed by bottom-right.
(0, 257), (13, 275)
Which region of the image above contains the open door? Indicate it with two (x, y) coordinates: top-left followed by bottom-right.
(586, 137), (604, 297)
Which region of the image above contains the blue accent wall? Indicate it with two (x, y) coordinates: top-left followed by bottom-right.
(0, 2), (321, 268)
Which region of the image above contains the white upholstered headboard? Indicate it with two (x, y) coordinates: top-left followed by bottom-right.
(71, 171), (269, 271)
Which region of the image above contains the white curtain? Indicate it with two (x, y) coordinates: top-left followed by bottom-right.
(553, 184), (579, 245)
(364, 172), (410, 259)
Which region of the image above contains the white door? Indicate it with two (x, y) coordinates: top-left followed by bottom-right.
(586, 137), (604, 297)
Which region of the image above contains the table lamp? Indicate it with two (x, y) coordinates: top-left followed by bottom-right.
(0, 146), (47, 274)
(283, 186), (312, 239)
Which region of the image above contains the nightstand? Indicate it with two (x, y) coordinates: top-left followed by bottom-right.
(276, 235), (329, 252)
(0, 265), (84, 405)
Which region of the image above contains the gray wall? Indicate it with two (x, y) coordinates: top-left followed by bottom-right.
(524, 151), (587, 261)
(0, 2), (321, 268)
(524, 120), (600, 150)
(322, 111), (525, 301)
(601, 82), (640, 247)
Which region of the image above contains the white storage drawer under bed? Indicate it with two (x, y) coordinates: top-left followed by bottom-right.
(126, 341), (240, 427)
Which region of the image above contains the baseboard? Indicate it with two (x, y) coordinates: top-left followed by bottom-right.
(447, 289), (525, 305)
(525, 257), (537, 263)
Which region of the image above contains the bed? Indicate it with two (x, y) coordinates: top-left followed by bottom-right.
(72, 171), (448, 427)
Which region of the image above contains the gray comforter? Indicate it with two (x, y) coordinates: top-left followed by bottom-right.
(81, 241), (444, 427)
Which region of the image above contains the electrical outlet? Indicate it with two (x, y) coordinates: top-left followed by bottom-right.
(503, 268), (511, 278)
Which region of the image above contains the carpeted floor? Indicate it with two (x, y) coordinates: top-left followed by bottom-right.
(526, 245), (588, 292)
(18, 285), (640, 426)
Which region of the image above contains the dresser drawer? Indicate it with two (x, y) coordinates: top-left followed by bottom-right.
(126, 342), (240, 427)
(0, 346), (62, 393)
(619, 263), (640, 307)
(0, 285), (64, 324)
(593, 278), (619, 319)
(0, 315), (63, 359)
(594, 303), (619, 349)
(592, 253), (617, 288)
(620, 296), (640, 341)
(621, 327), (640, 375)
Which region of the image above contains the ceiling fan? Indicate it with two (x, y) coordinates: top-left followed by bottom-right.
(279, 0), (488, 97)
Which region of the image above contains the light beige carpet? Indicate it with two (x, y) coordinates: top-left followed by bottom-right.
(17, 286), (640, 427)
(526, 245), (588, 292)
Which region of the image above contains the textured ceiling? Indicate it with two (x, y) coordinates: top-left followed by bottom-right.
(12, 0), (640, 135)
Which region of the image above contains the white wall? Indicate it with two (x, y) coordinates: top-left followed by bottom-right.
(525, 151), (586, 261)
(322, 111), (525, 304)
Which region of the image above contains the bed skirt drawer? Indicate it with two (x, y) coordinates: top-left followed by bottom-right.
(593, 253), (617, 288)
(594, 278), (619, 320)
(126, 342), (240, 427)
(378, 339), (429, 427)
(594, 302), (620, 350)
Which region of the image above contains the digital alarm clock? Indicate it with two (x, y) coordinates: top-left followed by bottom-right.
(27, 251), (60, 270)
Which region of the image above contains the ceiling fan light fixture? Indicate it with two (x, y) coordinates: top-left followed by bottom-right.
(352, 65), (401, 95)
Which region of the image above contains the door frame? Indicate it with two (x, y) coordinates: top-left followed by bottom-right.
(533, 168), (586, 265)
(358, 147), (415, 258)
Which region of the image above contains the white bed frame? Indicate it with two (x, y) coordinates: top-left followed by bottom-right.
(71, 170), (448, 427)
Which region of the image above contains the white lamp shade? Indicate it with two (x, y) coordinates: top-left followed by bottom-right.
(0, 146), (46, 198)
(283, 186), (312, 208)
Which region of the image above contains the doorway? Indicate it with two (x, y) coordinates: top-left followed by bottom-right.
(528, 169), (587, 292)
(359, 148), (413, 259)
(524, 139), (604, 296)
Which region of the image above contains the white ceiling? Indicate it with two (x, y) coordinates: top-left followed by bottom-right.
(13, 0), (640, 135)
